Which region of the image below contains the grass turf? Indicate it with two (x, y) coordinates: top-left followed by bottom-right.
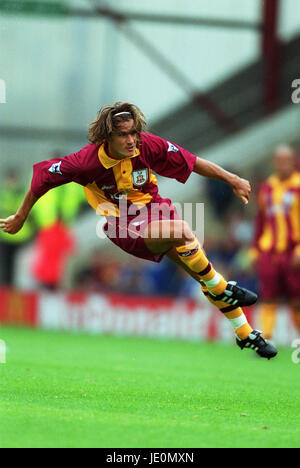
(0, 325), (299, 448)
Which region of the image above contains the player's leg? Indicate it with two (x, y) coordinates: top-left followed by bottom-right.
(291, 302), (300, 331)
(257, 252), (280, 341)
(259, 302), (277, 340)
(106, 216), (277, 358)
(143, 219), (255, 299)
(165, 246), (277, 359)
(165, 247), (253, 338)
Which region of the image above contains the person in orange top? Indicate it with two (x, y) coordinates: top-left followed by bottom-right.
(251, 145), (300, 339)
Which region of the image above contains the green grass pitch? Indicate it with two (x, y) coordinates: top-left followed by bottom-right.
(0, 326), (299, 448)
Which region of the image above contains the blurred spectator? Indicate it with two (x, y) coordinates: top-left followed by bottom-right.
(142, 257), (196, 297)
(0, 169), (35, 286)
(228, 210), (254, 246)
(74, 251), (124, 293)
(74, 250), (197, 298)
(205, 169), (235, 221)
(31, 219), (76, 291)
(119, 257), (148, 295)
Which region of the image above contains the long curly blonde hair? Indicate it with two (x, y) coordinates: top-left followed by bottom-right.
(88, 102), (147, 146)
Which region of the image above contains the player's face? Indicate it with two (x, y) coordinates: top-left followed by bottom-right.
(107, 119), (138, 160)
(273, 151), (295, 180)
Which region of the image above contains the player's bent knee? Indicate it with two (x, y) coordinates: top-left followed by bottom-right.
(169, 221), (194, 245)
(144, 220), (193, 245)
(181, 221), (194, 242)
(172, 221), (193, 241)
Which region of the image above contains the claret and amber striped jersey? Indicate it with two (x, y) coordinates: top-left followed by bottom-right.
(252, 172), (300, 254)
(31, 133), (197, 217)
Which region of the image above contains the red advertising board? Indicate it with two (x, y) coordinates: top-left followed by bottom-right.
(0, 289), (298, 344)
(0, 289), (38, 326)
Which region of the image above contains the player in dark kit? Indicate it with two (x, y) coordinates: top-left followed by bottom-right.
(0, 102), (277, 359)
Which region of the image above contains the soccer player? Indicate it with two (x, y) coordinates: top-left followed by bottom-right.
(250, 145), (300, 340)
(0, 102), (277, 359)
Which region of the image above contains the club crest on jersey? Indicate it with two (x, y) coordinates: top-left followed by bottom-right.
(49, 161), (63, 175)
(167, 141), (179, 153)
(132, 168), (148, 186)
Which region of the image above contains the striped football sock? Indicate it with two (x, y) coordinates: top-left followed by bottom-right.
(201, 283), (253, 340)
(176, 238), (227, 295)
(223, 308), (253, 340)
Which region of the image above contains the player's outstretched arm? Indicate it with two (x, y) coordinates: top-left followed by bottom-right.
(0, 189), (37, 235)
(0, 147), (84, 236)
(193, 157), (251, 205)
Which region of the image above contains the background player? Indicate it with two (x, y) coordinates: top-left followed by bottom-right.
(251, 145), (300, 340)
(0, 102), (277, 359)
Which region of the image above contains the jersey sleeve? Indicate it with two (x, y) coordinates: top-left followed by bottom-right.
(31, 148), (87, 199)
(144, 134), (197, 184)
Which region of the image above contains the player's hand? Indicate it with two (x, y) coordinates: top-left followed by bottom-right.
(0, 214), (25, 235)
(232, 176), (251, 205)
